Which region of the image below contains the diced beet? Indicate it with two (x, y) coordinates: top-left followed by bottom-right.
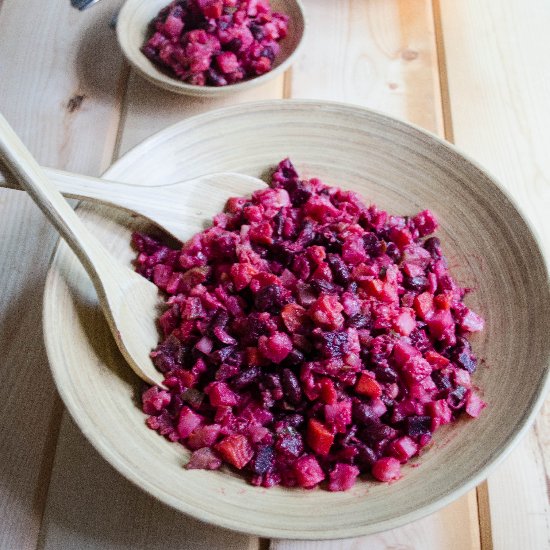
(370, 398), (387, 418)
(459, 309), (485, 332)
(434, 292), (453, 310)
(427, 399), (453, 429)
(465, 390), (486, 418)
(187, 424), (221, 450)
(197, 0), (223, 18)
(164, 14), (184, 37)
(372, 457), (401, 482)
(281, 303), (307, 332)
(328, 463), (360, 492)
(231, 262), (258, 291)
(206, 382), (238, 407)
(424, 350), (450, 368)
(393, 308), (416, 336)
(152, 264), (173, 290)
(216, 51), (239, 74)
(424, 236), (442, 258)
(448, 386), (468, 409)
(405, 415), (432, 437)
(454, 368), (472, 388)
(142, 386), (171, 415)
(412, 209), (438, 237)
(402, 357), (432, 385)
(215, 434), (253, 469)
(177, 407), (204, 439)
(186, 448), (222, 470)
(319, 377), (337, 404)
(324, 400), (352, 433)
(195, 336), (213, 354)
(258, 332), (293, 363)
(389, 227), (413, 249)
(315, 330), (349, 358)
(309, 294), (345, 330)
(342, 236), (368, 265)
(252, 445), (275, 474)
(275, 425), (304, 457)
(294, 455), (325, 488)
(414, 292), (434, 321)
(280, 368), (303, 405)
(388, 436), (418, 462)
(392, 341), (421, 368)
(427, 309), (455, 341)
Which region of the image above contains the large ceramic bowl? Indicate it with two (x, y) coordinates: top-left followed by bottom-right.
(116, 0), (305, 97)
(43, 100), (550, 539)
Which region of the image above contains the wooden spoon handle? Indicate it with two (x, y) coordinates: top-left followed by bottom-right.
(0, 114), (112, 281)
(0, 165), (141, 201)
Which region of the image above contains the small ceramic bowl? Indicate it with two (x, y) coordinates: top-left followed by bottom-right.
(116, 0), (305, 96)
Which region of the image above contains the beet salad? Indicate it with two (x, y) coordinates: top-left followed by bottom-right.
(142, 0), (289, 86)
(133, 158), (486, 491)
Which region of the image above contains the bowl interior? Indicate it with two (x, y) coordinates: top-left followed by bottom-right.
(116, 0), (305, 96)
(43, 101), (550, 539)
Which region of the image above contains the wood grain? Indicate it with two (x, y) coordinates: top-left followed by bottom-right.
(288, 0), (444, 134)
(38, 416), (260, 550)
(0, 1), (126, 548)
(438, 1), (550, 548)
(272, 491), (479, 550)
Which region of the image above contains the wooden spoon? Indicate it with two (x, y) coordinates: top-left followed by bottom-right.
(0, 167), (267, 243)
(0, 114), (263, 387)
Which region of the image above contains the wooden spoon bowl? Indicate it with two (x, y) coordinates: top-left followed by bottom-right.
(43, 100), (550, 539)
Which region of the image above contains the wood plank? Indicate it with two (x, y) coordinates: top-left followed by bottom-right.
(438, 0), (550, 548)
(117, 71), (284, 155)
(0, 2), (127, 549)
(288, 0), (444, 134)
(38, 416), (259, 550)
(273, 491), (479, 550)
(38, 34), (285, 550)
(438, 0), (550, 243)
(273, 1), (479, 547)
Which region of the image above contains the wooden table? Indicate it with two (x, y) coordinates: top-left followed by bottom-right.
(0, 1), (548, 548)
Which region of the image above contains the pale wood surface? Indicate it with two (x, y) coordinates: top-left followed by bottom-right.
(439, 1), (550, 548)
(0, 1), (126, 549)
(272, 491), (480, 550)
(38, 416), (259, 550)
(0, 0), (548, 548)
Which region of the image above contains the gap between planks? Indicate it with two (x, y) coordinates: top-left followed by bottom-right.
(431, 0), (454, 144)
(432, 1), (490, 547)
